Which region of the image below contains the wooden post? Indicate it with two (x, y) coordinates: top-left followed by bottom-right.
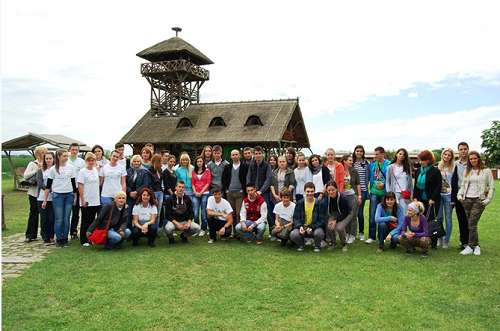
(4, 151), (20, 190)
(2, 194), (5, 230)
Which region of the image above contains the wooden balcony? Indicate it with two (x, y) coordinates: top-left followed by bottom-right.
(140, 59), (210, 81)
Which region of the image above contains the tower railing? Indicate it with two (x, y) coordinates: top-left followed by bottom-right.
(141, 59), (210, 80)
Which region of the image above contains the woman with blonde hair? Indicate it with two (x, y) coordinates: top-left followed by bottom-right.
(175, 153), (194, 197)
(126, 155), (150, 223)
(77, 152), (101, 246)
(398, 199), (431, 257)
(437, 148), (455, 248)
(457, 151), (495, 256)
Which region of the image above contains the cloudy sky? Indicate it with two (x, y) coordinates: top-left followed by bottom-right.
(2, 0), (499, 155)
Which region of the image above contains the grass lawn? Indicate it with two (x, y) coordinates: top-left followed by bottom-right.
(2, 178), (500, 330)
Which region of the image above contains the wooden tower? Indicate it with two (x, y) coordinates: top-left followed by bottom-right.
(136, 28), (214, 117)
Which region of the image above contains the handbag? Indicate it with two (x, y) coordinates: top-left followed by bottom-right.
(89, 202), (115, 245)
(426, 205), (445, 239)
(383, 208), (398, 230)
(21, 174), (37, 187)
(390, 165), (411, 199)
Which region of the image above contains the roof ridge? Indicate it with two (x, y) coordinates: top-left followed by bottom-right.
(196, 98), (299, 105)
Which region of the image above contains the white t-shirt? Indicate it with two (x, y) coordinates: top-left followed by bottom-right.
(117, 157), (127, 169)
(99, 164), (127, 198)
(312, 171), (324, 194)
(206, 196), (233, 221)
(48, 165), (76, 193)
(37, 169), (53, 202)
(77, 167), (100, 207)
(273, 201), (296, 223)
(132, 203), (158, 226)
(68, 157), (86, 174)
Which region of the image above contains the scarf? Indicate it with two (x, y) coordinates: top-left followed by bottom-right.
(313, 165), (323, 175)
(416, 166), (430, 190)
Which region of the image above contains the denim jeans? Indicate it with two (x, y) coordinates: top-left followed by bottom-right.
(101, 196), (114, 206)
(52, 192), (74, 240)
(261, 192), (275, 230)
(235, 221), (267, 240)
(192, 193), (209, 231)
(154, 191), (164, 231)
(377, 221), (399, 248)
(437, 193), (453, 243)
(369, 194), (384, 240)
(394, 192), (410, 216)
(105, 228), (131, 250)
(37, 200), (54, 242)
(357, 191), (368, 234)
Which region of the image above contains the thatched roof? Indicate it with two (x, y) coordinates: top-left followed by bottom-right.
(2, 132), (92, 152)
(136, 37), (214, 65)
(120, 99), (309, 148)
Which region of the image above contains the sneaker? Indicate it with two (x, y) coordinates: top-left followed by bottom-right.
(208, 239), (214, 244)
(220, 237), (227, 241)
(49, 238), (55, 245)
(44, 241), (51, 246)
(63, 239), (69, 248)
(180, 233), (188, 243)
(320, 240), (328, 248)
(342, 245), (348, 252)
(148, 241), (156, 248)
(168, 237), (176, 245)
(460, 245), (474, 255)
(247, 236), (253, 243)
(376, 247), (384, 253)
(443, 242), (450, 249)
(437, 238), (443, 246)
(365, 238), (375, 244)
(25, 238), (33, 243)
(257, 239), (263, 245)
(270, 236), (277, 242)
(297, 245), (305, 252)
(473, 246), (481, 256)
(56, 240), (63, 248)
(198, 230), (206, 237)
(420, 251), (428, 258)
(313, 247), (321, 252)
(82, 243), (90, 247)
(347, 235), (355, 244)
(327, 244), (335, 251)
(457, 244), (467, 250)
(359, 233), (365, 241)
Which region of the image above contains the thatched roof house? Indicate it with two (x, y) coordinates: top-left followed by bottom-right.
(136, 36), (213, 65)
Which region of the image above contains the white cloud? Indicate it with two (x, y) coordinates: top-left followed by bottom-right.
(408, 92), (418, 98)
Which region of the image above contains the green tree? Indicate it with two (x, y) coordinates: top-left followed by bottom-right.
(432, 148), (444, 163)
(481, 120), (500, 167)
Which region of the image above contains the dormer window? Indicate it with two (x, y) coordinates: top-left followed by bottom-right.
(177, 117), (193, 129)
(245, 115), (263, 126)
(209, 117), (226, 127)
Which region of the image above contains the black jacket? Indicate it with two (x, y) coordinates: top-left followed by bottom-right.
(222, 162), (249, 193)
(148, 167), (163, 193)
(88, 202), (128, 233)
(414, 166), (442, 205)
(165, 193), (194, 223)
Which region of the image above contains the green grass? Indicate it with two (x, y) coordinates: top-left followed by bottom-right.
(2, 180), (500, 330)
(2, 155), (33, 175)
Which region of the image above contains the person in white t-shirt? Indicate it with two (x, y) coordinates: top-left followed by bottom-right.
(77, 152), (101, 247)
(271, 188), (296, 247)
(206, 186), (233, 243)
(36, 151), (55, 245)
(68, 143), (86, 240)
(99, 149), (127, 206)
(92, 144), (109, 171)
(131, 188), (158, 247)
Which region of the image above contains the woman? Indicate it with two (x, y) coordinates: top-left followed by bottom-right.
(200, 145), (213, 166)
(24, 146), (48, 243)
(374, 191), (404, 252)
(293, 153), (313, 203)
(191, 156), (212, 236)
(386, 148), (413, 214)
(398, 200), (431, 257)
(131, 188), (158, 247)
(175, 153), (194, 197)
(268, 155), (278, 171)
(413, 150), (442, 250)
(457, 151), (495, 256)
(126, 155), (150, 224)
(308, 154), (330, 200)
(323, 148), (345, 193)
(42, 149), (77, 248)
(271, 188), (296, 247)
(437, 148), (455, 248)
(77, 152), (101, 246)
(322, 181), (352, 252)
(99, 149), (127, 206)
(141, 146), (153, 169)
(92, 144), (109, 171)
(352, 145), (370, 241)
(163, 155), (177, 199)
(341, 155), (362, 244)
(149, 154), (164, 232)
(86, 191), (131, 250)
(285, 147), (298, 169)
(36, 152), (55, 245)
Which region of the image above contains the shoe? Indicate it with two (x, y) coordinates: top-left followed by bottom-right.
(44, 241), (51, 246)
(421, 252), (428, 258)
(25, 238), (33, 243)
(149, 241), (156, 248)
(443, 242), (450, 249)
(132, 241), (139, 247)
(49, 238), (55, 245)
(457, 244), (467, 250)
(320, 240), (328, 248)
(180, 233), (188, 243)
(297, 245), (305, 252)
(342, 245), (348, 252)
(347, 235), (355, 244)
(304, 238), (313, 246)
(460, 245), (474, 255)
(82, 243), (90, 247)
(280, 239), (288, 247)
(198, 230), (206, 237)
(270, 236), (277, 242)
(327, 245), (335, 251)
(71, 234), (78, 240)
(473, 246), (481, 256)
(365, 238), (375, 244)
(56, 240), (63, 248)
(359, 233), (365, 241)
(257, 239), (263, 245)
(376, 247), (384, 253)
(220, 237), (227, 241)
(313, 247), (321, 252)
(63, 239), (69, 248)
(247, 236), (253, 243)
(405, 248), (415, 255)
(208, 239), (214, 244)
(290, 241), (297, 248)
(168, 237), (176, 245)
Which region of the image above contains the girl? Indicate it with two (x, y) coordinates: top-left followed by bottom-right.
(293, 153), (313, 203)
(99, 149), (127, 206)
(163, 155), (177, 198)
(24, 146), (47, 242)
(324, 148), (345, 193)
(149, 154), (164, 232)
(191, 156), (212, 236)
(398, 200), (431, 257)
(323, 181), (352, 252)
(77, 152), (101, 246)
(201, 145), (213, 166)
(437, 148), (455, 248)
(131, 188), (158, 247)
(36, 152), (55, 245)
(285, 147), (298, 169)
(175, 153), (194, 197)
(352, 145), (370, 241)
(386, 148), (413, 214)
(308, 154), (330, 200)
(374, 191), (404, 252)
(268, 155), (278, 171)
(92, 144), (109, 171)
(341, 155), (362, 244)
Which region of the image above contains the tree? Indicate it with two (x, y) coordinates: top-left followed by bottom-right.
(432, 148), (444, 163)
(481, 120), (500, 168)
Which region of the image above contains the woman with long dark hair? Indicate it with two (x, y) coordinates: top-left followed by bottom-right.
(268, 155), (278, 171)
(341, 154), (361, 244)
(374, 191), (404, 252)
(352, 145), (370, 241)
(308, 154), (330, 201)
(386, 148), (413, 214)
(191, 156), (212, 236)
(36, 151), (55, 245)
(91, 144), (109, 171)
(131, 188), (158, 247)
(149, 154), (164, 232)
(285, 147), (298, 169)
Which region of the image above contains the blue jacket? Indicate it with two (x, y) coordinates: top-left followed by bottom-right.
(321, 192), (351, 223)
(374, 204), (404, 237)
(293, 198), (324, 230)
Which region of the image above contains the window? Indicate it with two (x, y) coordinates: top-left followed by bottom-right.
(245, 115), (263, 126)
(209, 117), (226, 127)
(176, 117), (193, 128)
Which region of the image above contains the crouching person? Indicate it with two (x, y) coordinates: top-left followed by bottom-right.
(398, 200), (431, 257)
(131, 188), (158, 247)
(271, 188), (296, 247)
(236, 184), (267, 244)
(163, 181), (200, 244)
(290, 182), (325, 252)
(87, 191), (131, 250)
(206, 186), (234, 243)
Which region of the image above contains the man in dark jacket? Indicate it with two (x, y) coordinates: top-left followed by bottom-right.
(246, 146), (273, 230)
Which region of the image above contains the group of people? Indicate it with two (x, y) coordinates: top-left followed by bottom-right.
(23, 141), (495, 256)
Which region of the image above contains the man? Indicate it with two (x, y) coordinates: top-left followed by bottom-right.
(208, 145), (229, 192)
(451, 142), (469, 250)
(206, 187), (233, 243)
(115, 143), (130, 169)
(67, 143), (86, 240)
(235, 184), (267, 244)
(246, 146), (273, 231)
(366, 146), (390, 244)
(290, 182), (325, 252)
(160, 150), (170, 172)
(242, 147), (254, 165)
(163, 181), (200, 244)
(222, 149), (249, 237)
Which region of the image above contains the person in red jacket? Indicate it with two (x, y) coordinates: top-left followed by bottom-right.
(235, 184), (267, 244)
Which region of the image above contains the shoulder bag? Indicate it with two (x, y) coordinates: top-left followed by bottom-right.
(89, 202), (115, 245)
(391, 165), (411, 199)
(426, 205), (445, 239)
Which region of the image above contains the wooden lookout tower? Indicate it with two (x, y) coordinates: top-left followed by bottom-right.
(136, 27), (214, 117)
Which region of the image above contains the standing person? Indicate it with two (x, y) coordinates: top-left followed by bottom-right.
(414, 150), (442, 249)
(386, 148), (414, 214)
(451, 142), (470, 250)
(99, 149), (127, 206)
(366, 146), (390, 244)
(200, 145), (213, 166)
(235, 184), (268, 244)
(160, 150), (170, 171)
(457, 152), (495, 256)
(131, 188), (158, 247)
(77, 152), (101, 247)
(242, 147), (254, 165)
(222, 149), (249, 238)
(206, 187), (234, 243)
(285, 147), (298, 169)
(324, 148), (345, 193)
(86, 191), (131, 250)
(341, 155), (362, 244)
(437, 148), (455, 248)
(398, 200), (431, 257)
(246, 146), (274, 232)
(207, 145), (229, 193)
(36, 152), (55, 245)
(192, 156), (212, 236)
(175, 153), (194, 197)
(374, 192), (404, 252)
(141, 146), (153, 170)
(268, 155), (278, 172)
(67, 143), (86, 240)
(271, 188), (296, 247)
(352, 145), (370, 241)
(308, 154), (330, 200)
(163, 155), (177, 199)
(24, 146), (47, 243)
(322, 181), (352, 252)
(126, 155), (150, 224)
(149, 154), (164, 232)
(115, 143), (130, 169)
(42, 149), (77, 248)
(293, 153), (313, 203)
(92, 144), (109, 171)
(290, 182), (325, 252)
(269, 155), (296, 239)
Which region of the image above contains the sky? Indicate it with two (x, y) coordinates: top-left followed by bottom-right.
(2, 0), (500, 156)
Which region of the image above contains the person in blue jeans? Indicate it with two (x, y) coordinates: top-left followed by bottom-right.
(87, 191), (131, 250)
(235, 184), (267, 244)
(374, 191), (404, 252)
(437, 148), (455, 249)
